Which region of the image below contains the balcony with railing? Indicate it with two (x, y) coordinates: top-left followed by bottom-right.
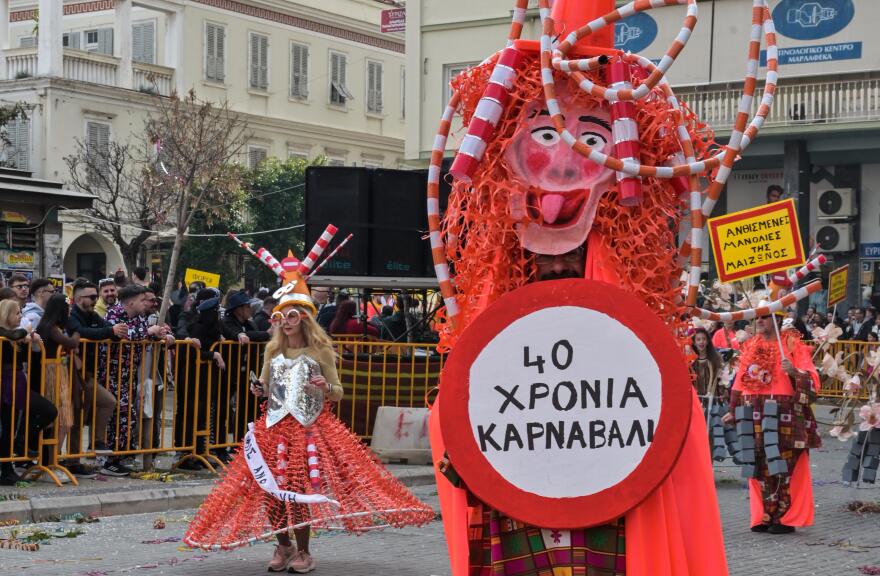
(3, 47), (174, 96)
(675, 72), (880, 134)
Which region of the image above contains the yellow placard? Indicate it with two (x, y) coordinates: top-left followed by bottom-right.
(6, 252), (34, 266)
(184, 268), (220, 289)
(47, 275), (64, 289)
(827, 265), (849, 308)
(707, 199), (805, 283)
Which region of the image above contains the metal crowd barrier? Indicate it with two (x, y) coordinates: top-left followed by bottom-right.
(814, 339), (878, 400)
(0, 336), (444, 486)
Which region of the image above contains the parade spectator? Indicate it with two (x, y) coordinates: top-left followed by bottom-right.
(844, 307), (872, 341)
(371, 305), (394, 337)
(132, 267), (149, 286)
(7, 274), (29, 308)
(0, 300), (57, 485)
(113, 269), (127, 288)
(67, 281), (124, 456)
(765, 184), (783, 204)
(711, 320), (740, 351)
(138, 285), (169, 471)
(175, 291), (226, 470)
(221, 290), (270, 447)
(174, 281), (208, 339)
(872, 315), (880, 341)
(95, 278), (118, 319)
(36, 294), (93, 478)
(0, 287), (15, 302)
(252, 296), (276, 331)
(98, 285), (171, 476)
(19, 279), (54, 331)
(691, 327), (722, 399)
(329, 300), (378, 338)
(316, 290), (346, 332)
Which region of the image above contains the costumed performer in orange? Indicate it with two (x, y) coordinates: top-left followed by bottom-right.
(723, 304), (820, 534)
(184, 268), (434, 573)
(425, 0), (743, 574)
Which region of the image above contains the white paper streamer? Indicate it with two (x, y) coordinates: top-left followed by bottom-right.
(244, 423), (339, 506)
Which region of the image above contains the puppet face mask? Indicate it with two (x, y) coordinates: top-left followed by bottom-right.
(504, 85), (614, 256)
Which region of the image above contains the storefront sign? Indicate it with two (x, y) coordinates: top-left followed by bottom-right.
(614, 12), (658, 53)
(772, 0), (855, 41)
(439, 280), (691, 528)
(381, 8), (405, 33)
(760, 42), (862, 66)
(827, 265), (849, 307)
(861, 243), (880, 258)
(708, 199), (805, 283)
(184, 268), (220, 289)
(1, 250), (35, 269)
(1, 211), (28, 223)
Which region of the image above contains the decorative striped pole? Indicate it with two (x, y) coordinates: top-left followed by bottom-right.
(227, 232), (284, 278)
(306, 233), (354, 280)
(300, 224), (338, 275)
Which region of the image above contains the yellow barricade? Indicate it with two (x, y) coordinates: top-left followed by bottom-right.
(815, 339), (878, 400)
(1, 336), (446, 485)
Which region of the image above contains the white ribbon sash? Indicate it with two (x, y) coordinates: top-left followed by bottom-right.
(244, 423), (339, 506)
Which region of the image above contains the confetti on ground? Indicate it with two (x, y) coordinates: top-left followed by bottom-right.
(153, 517), (166, 529)
(0, 538), (39, 551)
(860, 567), (880, 575)
(141, 536), (180, 544)
(847, 501), (880, 514)
(0, 518), (20, 526)
(0, 492), (29, 501)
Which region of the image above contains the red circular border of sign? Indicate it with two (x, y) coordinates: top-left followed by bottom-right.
(439, 279), (693, 529)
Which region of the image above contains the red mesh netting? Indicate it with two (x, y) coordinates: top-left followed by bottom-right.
(184, 408), (434, 550)
(437, 53), (716, 352)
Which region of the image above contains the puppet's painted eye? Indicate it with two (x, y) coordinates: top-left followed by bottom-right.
(579, 132), (607, 148)
(530, 128), (560, 147)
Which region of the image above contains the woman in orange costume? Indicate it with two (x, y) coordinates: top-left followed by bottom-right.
(427, 1), (729, 574)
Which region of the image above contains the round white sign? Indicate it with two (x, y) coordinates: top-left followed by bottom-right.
(468, 305), (662, 498)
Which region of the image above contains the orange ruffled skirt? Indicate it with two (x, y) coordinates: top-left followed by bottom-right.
(184, 408), (435, 550)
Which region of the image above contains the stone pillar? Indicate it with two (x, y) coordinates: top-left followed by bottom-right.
(115, 0), (133, 89)
(165, 8), (185, 94)
(0, 0), (9, 80)
(36, 0), (62, 76)
(783, 140), (811, 258)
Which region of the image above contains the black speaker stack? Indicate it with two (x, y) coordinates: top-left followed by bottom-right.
(305, 165), (451, 278)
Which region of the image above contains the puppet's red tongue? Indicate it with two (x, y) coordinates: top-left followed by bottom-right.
(540, 193), (566, 224)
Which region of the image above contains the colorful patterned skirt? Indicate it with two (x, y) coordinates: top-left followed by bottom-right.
(184, 407), (434, 550)
(468, 504), (625, 576)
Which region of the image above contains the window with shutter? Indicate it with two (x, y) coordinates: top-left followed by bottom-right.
(248, 146), (268, 169)
(367, 61), (383, 114)
(86, 121), (111, 185)
(18, 36), (36, 48)
(329, 52), (352, 106)
(205, 22), (226, 82)
(96, 27), (114, 55)
(3, 117), (30, 171)
(249, 33), (269, 91)
(290, 43), (309, 100)
(443, 62), (478, 112)
(132, 21), (155, 64)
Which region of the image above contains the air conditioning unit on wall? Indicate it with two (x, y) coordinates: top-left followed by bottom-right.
(816, 222), (856, 253)
(817, 188), (857, 218)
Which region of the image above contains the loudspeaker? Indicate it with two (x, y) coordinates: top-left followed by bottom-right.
(369, 169), (428, 277)
(305, 167), (370, 276)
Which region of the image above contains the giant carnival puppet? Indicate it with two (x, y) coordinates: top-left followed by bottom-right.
(426, 1), (824, 575)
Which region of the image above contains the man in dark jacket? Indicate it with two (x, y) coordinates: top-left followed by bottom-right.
(67, 281), (127, 457)
(221, 290), (270, 447)
(252, 296), (276, 331)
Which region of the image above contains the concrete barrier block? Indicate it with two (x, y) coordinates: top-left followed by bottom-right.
(31, 495), (101, 522)
(371, 406), (432, 465)
(0, 499), (32, 524)
(98, 489), (171, 516)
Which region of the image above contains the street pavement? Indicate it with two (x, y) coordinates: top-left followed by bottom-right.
(1, 412), (879, 575)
